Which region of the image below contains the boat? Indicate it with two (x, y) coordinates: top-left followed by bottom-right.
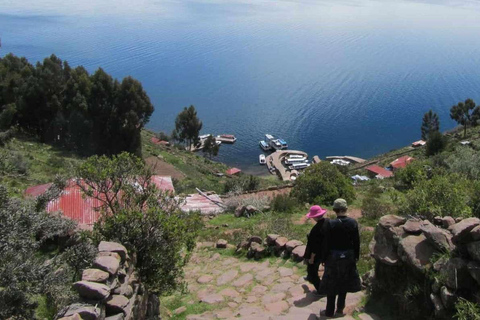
(199, 134), (212, 140)
(259, 140), (271, 151)
(278, 139), (288, 150)
(269, 139), (283, 150)
(285, 156), (307, 164)
(265, 134), (275, 143)
(259, 154), (266, 165)
(216, 134), (237, 143)
(288, 154), (304, 159)
(289, 162), (310, 170)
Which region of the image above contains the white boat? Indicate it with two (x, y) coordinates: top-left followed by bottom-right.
(285, 157), (307, 164)
(259, 140), (271, 151)
(277, 139), (288, 150)
(269, 139), (283, 150)
(288, 155), (304, 159)
(216, 134), (236, 143)
(289, 162), (310, 170)
(199, 134), (212, 140)
(265, 134), (275, 143)
(259, 154), (266, 165)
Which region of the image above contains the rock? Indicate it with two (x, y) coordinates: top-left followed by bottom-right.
(471, 225), (480, 241)
(217, 269), (238, 285)
(245, 205), (258, 214)
(219, 288), (240, 298)
(285, 240), (303, 253)
(105, 314), (124, 320)
(197, 275), (213, 284)
(371, 224), (400, 266)
(82, 268), (110, 283)
(98, 241), (128, 261)
(449, 217), (480, 244)
(265, 301), (289, 315)
(174, 306), (187, 315)
(441, 258), (476, 290)
(433, 216), (443, 226)
(58, 314), (83, 320)
(98, 252), (121, 262)
(62, 303), (102, 320)
(397, 234), (436, 273)
(467, 261), (480, 285)
(267, 234), (279, 246)
(234, 205), (246, 217)
(200, 294), (224, 304)
(73, 281), (111, 300)
(402, 220), (422, 235)
(237, 240), (250, 250)
(467, 241), (480, 262)
(357, 314), (382, 320)
(105, 294), (129, 315)
(430, 293), (446, 318)
(433, 256), (448, 272)
(254, 246), (266, 260)
(263, 205), (271, 211)
(278, 267), (294, 277)
(432, 277), (441, 293)
(292, 245), (306, 261)
(233, 273), (253, 287)
(379, 215), (406, 228)
(275, 237), (289, 250)
(216, 239), (227, 249)
(440, 286), (457, 309)
(420, 220), (454, 252)
(249, 236), (263, 245)
(94, 256), (120, 275)
(442, 216), (456, 229)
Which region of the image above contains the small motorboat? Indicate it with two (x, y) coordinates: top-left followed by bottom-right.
(259, 140), (271, 151)
(259, 154), (266, 165)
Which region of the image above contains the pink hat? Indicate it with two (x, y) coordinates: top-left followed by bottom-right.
(306, 205), (327, 218)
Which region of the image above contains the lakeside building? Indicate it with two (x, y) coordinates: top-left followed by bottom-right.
(389, 155), (414, 171)
(365, 165), (394, 179)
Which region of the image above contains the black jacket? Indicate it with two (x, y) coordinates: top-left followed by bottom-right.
(305, 218), (328, 260)
(322, 216), (360, 261)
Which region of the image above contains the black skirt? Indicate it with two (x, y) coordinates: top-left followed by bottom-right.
(318, 250), (361, 295)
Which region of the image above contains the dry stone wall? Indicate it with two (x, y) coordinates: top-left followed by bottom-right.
(57, 241), (160, 320)
(368, 214), (480, 319)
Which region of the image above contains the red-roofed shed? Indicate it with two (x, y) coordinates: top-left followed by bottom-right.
(365, 165), (394, 178)
(25, 183), (53, 197)
(151, 137), (170, 146)
(226, 168), (241, 176)
(390, 156), (414, 170)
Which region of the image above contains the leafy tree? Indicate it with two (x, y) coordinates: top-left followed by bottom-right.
(450, 99), (480, 138)
(202, 135), (219, 159)
(173, 105), (202, 150)
(421, 109), (440, 140)
(291, 162), (355, 204)
(394, 160), (430, 190)
(426, 130), (446, 156)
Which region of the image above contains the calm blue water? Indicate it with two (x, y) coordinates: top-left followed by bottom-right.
(2, 0), (480, 174)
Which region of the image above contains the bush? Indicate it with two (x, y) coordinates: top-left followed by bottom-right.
(454, 298), (480, 320)
(224, 175), (260, 194)
(291, 162), (355, 205)
(361, 196), (393, 220)
(271, 194), (299, 213)
(426, 131), (446, 156)
(446, 146), (480, 180)
(394, 160), (430, 190)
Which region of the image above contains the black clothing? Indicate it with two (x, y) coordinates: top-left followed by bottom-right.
(319, 216), (361, 296)
(306, 255), (322, 291)
(326, 292), (347, 317)
(305, 218), (327, 259)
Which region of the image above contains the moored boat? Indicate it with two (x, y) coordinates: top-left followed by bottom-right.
(259, 140), (271, 151)
(259, 154), (266, 165)
(216, 134), (237, 143)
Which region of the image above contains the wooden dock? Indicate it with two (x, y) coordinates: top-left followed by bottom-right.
(266, 150), (308, 181)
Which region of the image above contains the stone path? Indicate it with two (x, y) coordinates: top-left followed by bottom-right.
(165, 245), (379, 319)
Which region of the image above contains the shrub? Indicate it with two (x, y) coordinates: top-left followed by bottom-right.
(361, 196), (393, 220)
(291, 162), (355, 205)
(394, 160), (430, 190)
(446, 146), (480, 180)
(454, 298), (480, 320)
(426, 131), (446, 156)
(224, 175), (260, 194)
(271, 194), (299, 213)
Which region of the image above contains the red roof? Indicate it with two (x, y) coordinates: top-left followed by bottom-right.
(151, 137), (170, 146)
(25, 175), (175, 229)
(180, 193), (225, 215)
(365, 165), (394, 178)
(226, 167), (241, 175)
(390, 156), (414, 169)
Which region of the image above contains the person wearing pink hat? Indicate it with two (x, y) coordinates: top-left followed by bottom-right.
(304, 205), (328, 293)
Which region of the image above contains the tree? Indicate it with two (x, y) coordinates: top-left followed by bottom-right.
(173, 105), (202, 150)
(426, 130), (446, 156)
(202, 135), (219, 159)
(291, 162), (355, 204)
(450, 99), (480, 138)
(421, 109), (440, 140)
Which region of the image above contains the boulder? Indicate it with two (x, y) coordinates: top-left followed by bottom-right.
(249, 236), (263, 245)
(433, 216), (443, 226)
(420, 220), (454, 252)
(371, 225), (400, 266)
(266, 234), (279, 246)
(467, 261), (480, 286)
(98, 241), (128, 261)
(254, 246), (266, 260)
(379, 215), (406, 228)
(216, 239), (228, 249)
(441, 258), (476, 290)
(397, 234), (436, 273)
(73, 281), (111, 300)
(285, 240), (303, 253)
(105, 295), (129, 315)
(94, 256), (120, 275)
(292, 245), (306, 262)
(105, 314), (125, 320)
(430, 293), (446, 319)
(471, 225), (480, 241)
(62, 303), (102, 320)
(98, 252), (122, 262)
(234, 205), (246, 217)
(237, 240), (250, 250)
(58, 314), (83, 320)
(449, 217), (480, 244)
(82, 268), (110, 283)
(245, 205), (258, 215)
(467, 241), (480, 262)
(442, 216), (456, 229)
(402, 220), (422, 235)
(275, 237), (288, 250)
(440, 286), (457, 310)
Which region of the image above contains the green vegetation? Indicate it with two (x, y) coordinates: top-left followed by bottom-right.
(172, 105), (203, 150)
(292, 161), (355, 205)
(202, 135), (219, 159)
(426, 130), (447, 156)
(450, 98), (480, 138)
(454, 298), (480, 320)
(421, 109), (440, 140)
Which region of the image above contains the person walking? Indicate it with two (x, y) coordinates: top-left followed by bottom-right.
(303, 205), (328, 293)
(319, 198), (361, 318)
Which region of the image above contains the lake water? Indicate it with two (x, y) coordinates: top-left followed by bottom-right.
(2, 0), (480, 173)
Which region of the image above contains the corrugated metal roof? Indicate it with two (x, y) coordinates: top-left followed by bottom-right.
(365, 165), (394, 178)
(180, 193), (225, 215)
(151, 176), (175, 193)
(25, 183), (53, 197)
(390, 156), (414, 169)
(226, 168), (241, 175)
(151, 137), (170, 145)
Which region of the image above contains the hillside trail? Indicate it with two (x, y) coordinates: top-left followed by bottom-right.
(168, 243), (379, 320)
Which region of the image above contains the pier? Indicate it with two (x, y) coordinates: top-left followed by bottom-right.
(266, 150), (308, 181)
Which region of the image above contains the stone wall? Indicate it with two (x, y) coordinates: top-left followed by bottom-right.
(368, 215), (480, 319)
(57, 241), (160, 320)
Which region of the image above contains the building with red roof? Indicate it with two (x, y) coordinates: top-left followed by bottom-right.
(389, 156), (414, 170)
(226, 167), (241, 176)
(365, 165), (394, 179)
(151, 137), (170, 146)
